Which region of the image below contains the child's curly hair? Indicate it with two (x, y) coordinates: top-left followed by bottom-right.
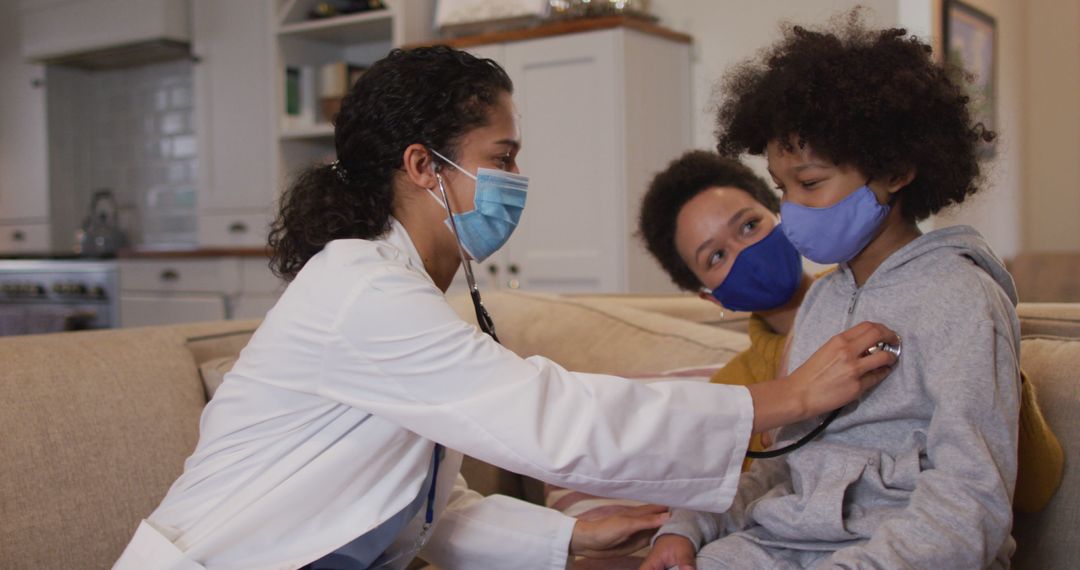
(715, 11), (995, 221)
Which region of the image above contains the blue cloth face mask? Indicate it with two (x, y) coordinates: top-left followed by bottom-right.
(779, 185), (890, 264)
(700, 224), (803, 312)
(428, 149), (528, 262)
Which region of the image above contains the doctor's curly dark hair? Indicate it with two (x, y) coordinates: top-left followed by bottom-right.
(714, 11), (995, 222)
(269, 46), (513, 280)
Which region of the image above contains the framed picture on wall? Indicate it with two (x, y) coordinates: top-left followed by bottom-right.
(942, 0), (997, 157)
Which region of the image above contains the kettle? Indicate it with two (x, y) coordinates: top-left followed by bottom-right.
(75, 189), (128, 257)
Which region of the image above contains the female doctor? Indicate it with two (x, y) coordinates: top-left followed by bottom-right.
(114, 46), (899, 570)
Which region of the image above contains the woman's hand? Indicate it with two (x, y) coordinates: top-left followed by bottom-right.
(639, 533), (696, 570)
(570, 504), (671, 559)
(747, 321), (899, 434)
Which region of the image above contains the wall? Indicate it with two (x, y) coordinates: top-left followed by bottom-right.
(47, 61), (199, 249)
(1023, 0), (1080, 252)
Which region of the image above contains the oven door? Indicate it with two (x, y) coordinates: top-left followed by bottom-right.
(0, 302), (111, 336)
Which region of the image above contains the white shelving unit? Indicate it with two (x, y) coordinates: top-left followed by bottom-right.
(272, 0), (436, 184)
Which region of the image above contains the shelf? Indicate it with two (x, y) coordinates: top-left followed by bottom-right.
(280, 122), (335, 140)
(277, 10), (394, 45)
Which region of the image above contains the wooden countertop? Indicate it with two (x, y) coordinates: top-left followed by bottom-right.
(118, 247), (271, 259)
(409, 15), (692, 49)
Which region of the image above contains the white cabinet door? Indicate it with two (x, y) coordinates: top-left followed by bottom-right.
(0, 0), (49, 227)
(192, 0), (276, 246)
(499, 31), (623, 293)
(120, 293), (227, 328)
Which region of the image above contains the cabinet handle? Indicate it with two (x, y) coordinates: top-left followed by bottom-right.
(487, 265), (499, 275)
(11, 230), (26, 242)
(160, 269), (180, 282)
(228, 222), (249, 234)
(506, 264), (520, 289)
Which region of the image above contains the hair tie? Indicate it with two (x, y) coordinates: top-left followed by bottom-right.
(330, 160), (352, 185)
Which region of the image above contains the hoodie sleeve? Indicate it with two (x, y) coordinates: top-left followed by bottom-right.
(654, 457), (791, 550)
(825, 318), (1020, 569)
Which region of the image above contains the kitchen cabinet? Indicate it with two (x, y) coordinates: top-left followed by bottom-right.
(191, 0), (277, 247)
(271, 0), (435, 203)
(118, 256), (285, 327)
(0, 0), (51, 253)
(455, 25), (691, 294)
(19, 0), (190, 64)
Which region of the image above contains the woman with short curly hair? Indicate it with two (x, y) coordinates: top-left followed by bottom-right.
(645, 13), (1034, 570)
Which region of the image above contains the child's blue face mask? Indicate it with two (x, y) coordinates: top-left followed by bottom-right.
(701, 224), (803, 312)
(428, 149), (528, 262)
(779, 185), (890, 264)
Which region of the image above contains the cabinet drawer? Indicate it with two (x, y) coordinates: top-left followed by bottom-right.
(240, 258), (285, 294)
(120, 259), (240, 293)
(120, 293), (226, 328)
(0, 222), (50, 253)
(198, 212), (270, 248)
(233, 293), (279, 320)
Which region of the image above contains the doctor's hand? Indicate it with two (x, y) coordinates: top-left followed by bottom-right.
(570, 504), (671, 559)
(747, 321), (899, 434)
(639, 533), (696, 570)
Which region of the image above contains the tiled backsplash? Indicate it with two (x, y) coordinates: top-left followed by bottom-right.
(47, 61), (198, 250)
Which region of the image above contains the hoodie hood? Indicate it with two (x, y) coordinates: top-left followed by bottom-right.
(839, 225), (1018, 307)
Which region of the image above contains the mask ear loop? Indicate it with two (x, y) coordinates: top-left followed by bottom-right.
(434, 167), (500, 343)
(698, 287), (726, 321)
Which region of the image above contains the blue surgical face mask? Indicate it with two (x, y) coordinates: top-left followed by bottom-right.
(779, 185), (889, 264)
(700, 224), (803, 312)
(428, 148), (528, 262)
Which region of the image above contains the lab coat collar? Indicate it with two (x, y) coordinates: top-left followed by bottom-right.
(385, 217), (436, 287)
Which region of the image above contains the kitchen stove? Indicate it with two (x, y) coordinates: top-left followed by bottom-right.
(0, 260), (119, 336)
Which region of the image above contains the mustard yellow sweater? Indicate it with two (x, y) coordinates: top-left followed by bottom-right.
(711, 314), (1064, 513)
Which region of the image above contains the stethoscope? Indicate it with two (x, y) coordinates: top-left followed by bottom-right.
(395, 172), (503, 549)
(435, 171), (500, 341)
(745, 338), (901, 459)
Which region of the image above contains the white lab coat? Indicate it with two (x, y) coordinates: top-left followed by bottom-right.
(114, 218), (754, 569)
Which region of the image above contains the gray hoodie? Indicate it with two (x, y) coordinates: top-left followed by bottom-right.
(660, 225), (1021, 569)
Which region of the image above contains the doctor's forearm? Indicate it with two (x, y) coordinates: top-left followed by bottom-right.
(745, 379), (809, 434)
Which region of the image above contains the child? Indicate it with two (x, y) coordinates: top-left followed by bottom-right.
(644, 15), (1023, 569)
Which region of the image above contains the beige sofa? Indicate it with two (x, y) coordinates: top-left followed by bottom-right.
(1, 292), (1076, 569)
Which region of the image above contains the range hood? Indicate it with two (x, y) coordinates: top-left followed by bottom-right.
(20, 0), (192, 70)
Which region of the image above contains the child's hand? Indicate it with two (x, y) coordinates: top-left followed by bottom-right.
(570, 504), (670, 558)
(639, 533), (696, 570)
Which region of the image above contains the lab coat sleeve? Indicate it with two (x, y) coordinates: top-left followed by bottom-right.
(419, 474), (575, 570)
(324, 264), (754, 513)
(825, 319), (1019, 568)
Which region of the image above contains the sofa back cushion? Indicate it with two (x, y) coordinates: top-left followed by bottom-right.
(1012, 335), (1080, 569)
(447, 291), (750, 376)
(0, 326), (207, 568)
(1018, 303), (1080, 338)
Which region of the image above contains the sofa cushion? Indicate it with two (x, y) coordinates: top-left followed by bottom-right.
(446, 291), (750, 375)
(0, 326), (208, 568)
(198, 355), (236, 399)
(1012, 335), (1080, 569)
(1017, 303), (1080, 338)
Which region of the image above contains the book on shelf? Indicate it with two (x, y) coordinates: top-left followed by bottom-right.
(283, 65), (317, 131)
(318, 62), (369, 123)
